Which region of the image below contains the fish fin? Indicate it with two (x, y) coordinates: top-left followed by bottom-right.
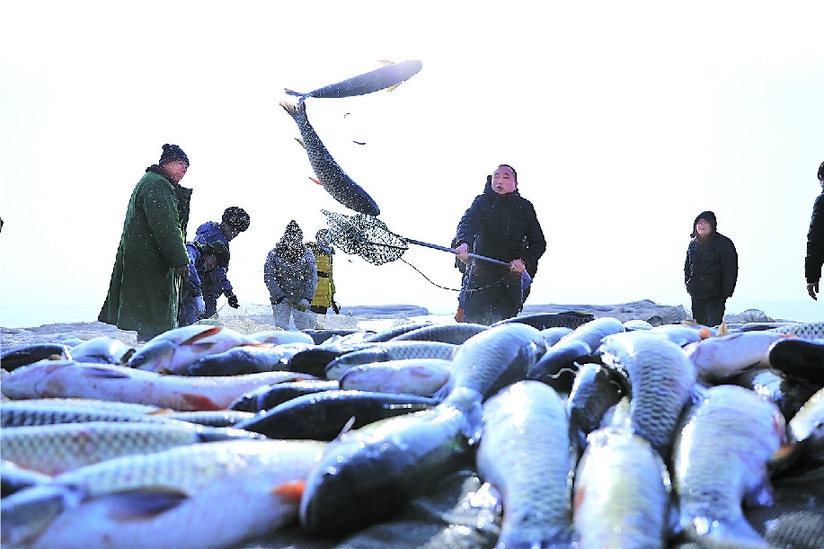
(182, 394), (223, 411)
(84, 366), (132, 379)
(352, 140), (366, 145)
(103, 488), (189, 522)
(717, 320), (729, 335)
(698, 327), (712, 340)
(309, 176), (323, 186)
(146, 408), (175, 416)
(573, 484), (586, 512)
(377, 59), (396, 66)
(293, 137), (306, 150)
(332, 416), (357, 441)
(272, 480), (305, 503)
(183, 327), (223, 345)
(283, 88), (306, 98)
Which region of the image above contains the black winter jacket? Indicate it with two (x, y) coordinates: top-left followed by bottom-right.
(805, 192), (824, 283)
(455, 189), (546, 285)
(684, 232), (738, 300)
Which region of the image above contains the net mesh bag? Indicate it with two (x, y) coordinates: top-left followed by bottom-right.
(322, 209), (408, 266)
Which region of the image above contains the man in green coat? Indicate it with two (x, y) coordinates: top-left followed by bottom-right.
(99, 144), (193, 341)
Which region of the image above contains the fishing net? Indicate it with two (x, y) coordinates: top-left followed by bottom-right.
(322, 209), (409, 266)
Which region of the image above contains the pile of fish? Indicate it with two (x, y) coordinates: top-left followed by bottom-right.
(2, 312), (824, 549)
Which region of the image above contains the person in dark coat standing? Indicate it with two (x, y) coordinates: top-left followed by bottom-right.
(194, 206), (250, 317)
(452, 164), (546, 325)
(264, 220), (318, 330)
(99, 144), (192, 341)
(805, 162), (824, 300)
(684, 211), (738, 326)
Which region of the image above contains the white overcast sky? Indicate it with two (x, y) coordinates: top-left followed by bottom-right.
(1, 1), (823, 327)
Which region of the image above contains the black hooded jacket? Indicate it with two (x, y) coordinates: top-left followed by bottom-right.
(454, 187), (546, 288)
(684, 231), (738, 300)
(805, 191), (824, 283)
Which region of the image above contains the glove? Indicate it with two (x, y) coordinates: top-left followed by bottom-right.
(295, 299), (310, 312)
(194, 295), (206, 317)
(331, 300), (340, 315)
(227, 294), (239, 308)
(808, 282), (819, 301)
(175, 265), (191, 281)
(454, 308), (465, 323)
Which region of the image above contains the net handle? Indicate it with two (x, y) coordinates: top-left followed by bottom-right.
(403, 237), (511, 267)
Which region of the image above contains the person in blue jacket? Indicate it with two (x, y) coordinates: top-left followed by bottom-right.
(193, 206), (250, 317)
(178, 240), (230, 326)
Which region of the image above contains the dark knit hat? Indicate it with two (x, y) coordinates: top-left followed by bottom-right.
(159, 144), (189, 166)
(202, 241), (230, 267)
(222, 207), (250, 232)
(315, 229), (329, 242)
(284, 220), (303, 242)
(692, 210), (717, 237)
(818, 161), (824, 181)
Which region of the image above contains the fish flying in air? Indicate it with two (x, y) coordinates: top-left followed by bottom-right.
(284, 59), (423, 104)
(281, 101), (380, 216)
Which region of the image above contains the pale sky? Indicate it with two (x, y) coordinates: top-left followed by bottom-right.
(2, 1), (823, 328)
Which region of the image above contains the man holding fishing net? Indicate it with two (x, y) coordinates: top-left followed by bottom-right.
(452, 164), (546, 325)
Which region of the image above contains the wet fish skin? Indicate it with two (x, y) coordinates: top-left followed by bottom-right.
(573, 427), (671, 549)
(299, 386), (482, 536)
(186, 344), (310, 376)
(3, 439), (326, 549)
(527, 317), (625, 392)
(597, 331), (697, 459)
(1, 459), (52, 497)
(684, 331), (789, 383)
(540, 326), (574, 347)
(338, 358), (452, 396)
(766, 321), (824, 340)
(437, 323), (547, 402)
(280, 100), (380, 216)
(1, 398), (168, 427)
(229, 379), (340, 412)
(235, 389), (438, 441)
(63, 336), (135, 365)
(788, 386), (824, 443)
(324, 341), (457, 380)
(128, 325), (261, 375)
(727, 367), (820, 423)
(493, 310), (595, 330)
(390, 323), (488, 345)
(1, 361), (313, 411)
(673, 384), (785, 548)
(1, 344), (66, 372)
(0, 420), (264, 476)
(361, 322), (433, 342)
(284, 59), (423, 103)
(566, 362), (626, 451)
(477, 381), (576, 548)
(768, 338), (824, 388)
(247, 330), (315, 345)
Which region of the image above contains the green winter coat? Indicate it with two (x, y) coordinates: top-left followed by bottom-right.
(99, 168), (192, 338)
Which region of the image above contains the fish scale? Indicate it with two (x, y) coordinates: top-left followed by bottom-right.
(280, 101), (380, 216)
(476, 381), (576, 548)
(597, 331), (697, 459)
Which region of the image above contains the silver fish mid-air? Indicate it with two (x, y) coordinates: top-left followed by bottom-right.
(284, 59), (423, 104)
(280, 100), (380, 216)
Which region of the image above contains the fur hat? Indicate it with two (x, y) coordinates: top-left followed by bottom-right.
(692, 210), (717, 237)
(159, 144), (189, 166)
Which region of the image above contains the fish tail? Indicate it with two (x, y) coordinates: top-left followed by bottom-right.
(283, 88), (305, 98)
(272, 480), (305, 503)
(279, 100), (304, 119)
(293, 137), (306, 150)
(309, 177), (323, 186)
(182, 394), (223, 411)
